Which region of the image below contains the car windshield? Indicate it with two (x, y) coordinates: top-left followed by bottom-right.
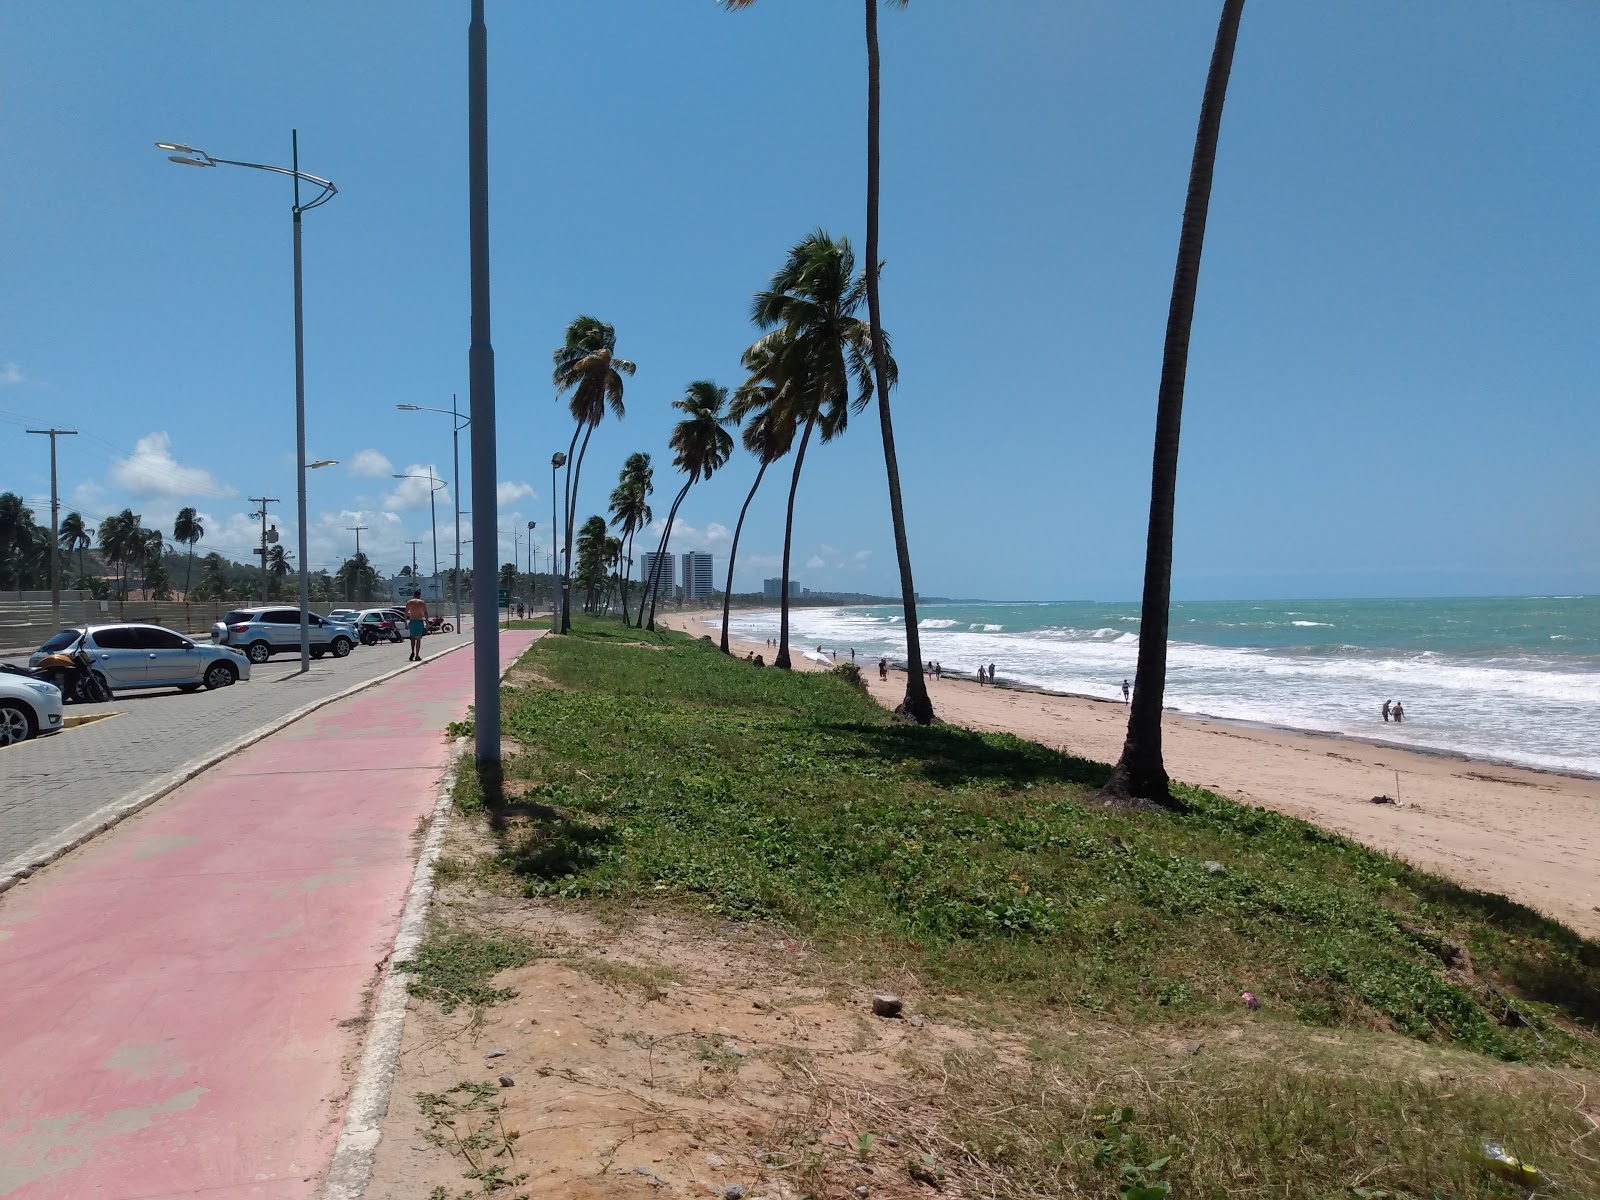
(38, 630), (81, 653)
(221, 611), (254, 625)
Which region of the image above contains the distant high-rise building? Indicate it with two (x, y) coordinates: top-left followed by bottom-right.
(762, 577), (783, 600)
(641, 551), (674, 604)
(681, 552), (714, 600)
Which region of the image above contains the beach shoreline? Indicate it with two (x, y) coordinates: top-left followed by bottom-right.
(658, 610), (1600, 938)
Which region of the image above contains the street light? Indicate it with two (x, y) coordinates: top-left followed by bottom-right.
(550, 451), (566, 631)
(392, 470), (446, 592)
(397, 398), (469, 632)
(308, 459), (339, 470)
(155, 133), (337, 673)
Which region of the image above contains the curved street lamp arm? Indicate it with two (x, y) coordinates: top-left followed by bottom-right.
(156, 144), (337, 211)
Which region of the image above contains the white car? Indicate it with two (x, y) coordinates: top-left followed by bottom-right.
(0, 673), (64, 746)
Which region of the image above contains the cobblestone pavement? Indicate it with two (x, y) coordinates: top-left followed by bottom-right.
(0, 629), (477, 868)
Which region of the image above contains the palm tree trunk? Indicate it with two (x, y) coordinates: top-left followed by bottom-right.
(720, 460), (769, 654)
(1103, 0), (1246, 810)
(563, 422), (597, 633)
(184, 545), (195, 598)
(645, 482), (692, 632)
(774, 416), (816, 671)
(864, 0), (933, 723)
(619, 528), (638, 625)
(560, 422), (583, 633)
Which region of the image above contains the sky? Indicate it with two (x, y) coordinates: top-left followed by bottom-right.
(2, 1), (1596, 601)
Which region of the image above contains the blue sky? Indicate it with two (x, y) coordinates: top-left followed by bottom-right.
(2, 1), (1595, 600)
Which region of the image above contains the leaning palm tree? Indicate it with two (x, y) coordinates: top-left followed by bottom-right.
(574, 516), (610, 612)
(643, 381), (735, 632)
(723, 0), (930, 717)
(607, 452), (654, 626)
(719, 337), (798, 653)
(59, 511), (92, 589)
(173, 507), (203, 598)
(749, 232), (890, 669)
(552, 316), (635, 634)
(1102, 0), (1248, 811)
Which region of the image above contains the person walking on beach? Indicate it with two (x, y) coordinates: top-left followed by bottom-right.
(976, 665), (985, 687)
(988, 662), (996, 685)
(405, 589), (429, 662)
(1382, 699), (1392, 723)
(1392, 701), (1405, 724)
(1122, 679), (1131, 704)
(878, 657), (888, 681)
(934, 662), (942, 680)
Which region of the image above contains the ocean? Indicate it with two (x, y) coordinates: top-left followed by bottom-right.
(719, 596), (1600, 777)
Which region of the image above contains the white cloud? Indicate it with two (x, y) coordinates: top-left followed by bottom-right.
(382, 464), (450, 511)
(69, 480), (107, 512)
(497, 480), (536, 507)
(0, 363), (24, 386)
(641, 519), (732, 553)
(348, 449), (394, 478)
(805, 555), (826, 570)
(853, 549), (872, 563)
(111, 432), (236, 499)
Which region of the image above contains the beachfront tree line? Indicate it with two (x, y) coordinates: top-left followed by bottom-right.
(542, 0), (1248, 813)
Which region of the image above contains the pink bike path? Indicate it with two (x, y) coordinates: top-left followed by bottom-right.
(0, 630), (539, 1199)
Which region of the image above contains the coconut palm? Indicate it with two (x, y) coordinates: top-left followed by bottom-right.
(142, 529), (169, 600)
(196, 552), (231, 601)
(337, 552), (375, 602)
(643, 381), (735, 632)
(1102, 0), (1248, 811)
(0, 493), (43, 590)
(608, 453), (654, 626)
(173, 507), (203, 597)
(723, 1), (929, 717)
(96, 509), (144, 600)
(574, 516), (611, 612)
(719, 338), (798, 653)
(59, 511), (92, 587)
(266, 544), (291, 597)
(552, 316), (635, 634)
(748, 232), (890, 669)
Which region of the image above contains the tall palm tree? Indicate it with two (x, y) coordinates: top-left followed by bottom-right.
(749, 232), (889, 669)
(197, 552), (230, 601)
(142, 529), (168, 599)
(575, 516), (611, 613)
(97, 509), (143, 600)
(719, 337), (797, 653)
(1103, 0), (1248, 810)
(173, 507), (203, 598)
(59, 511), (91, 588)
(0, 493), (41, 591)
(608, 452), (654, 626)
(552, 316), (635, 634)
(266, 544), (291, 597)
(643, 381), (735, 632)
(723, 0), (930, 717)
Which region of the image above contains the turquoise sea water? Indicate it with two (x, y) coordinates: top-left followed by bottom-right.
(721, 596), (1600, 776)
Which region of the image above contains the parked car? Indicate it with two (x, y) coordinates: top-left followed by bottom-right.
(0, 672), (65, 745)
(33, 624), (252, 694)
(351, 609), (402, 645)
(328, 608), (360, 623)
(210, 608), (357, 664)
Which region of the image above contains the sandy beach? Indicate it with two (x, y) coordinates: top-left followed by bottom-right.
(661, 611), (1600, 939)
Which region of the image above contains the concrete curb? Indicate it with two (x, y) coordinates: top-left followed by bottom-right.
(0, 639), (472, 898)
(317, 633), (539, 1200)
(317, 744), (464, 1200)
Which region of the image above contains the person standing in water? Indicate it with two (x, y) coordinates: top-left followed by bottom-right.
(1392, 701), (1405, 724)
(988, 663), (996, 684)
(1382, 700), (1392, 723)
(405, 589), (429, 662)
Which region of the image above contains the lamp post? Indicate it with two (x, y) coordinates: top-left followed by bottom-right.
(526, 519), (536, 608)
(397, 397), (469, 632)
(392, 470), (446, 591)
(155, 134), (337, 673)
(550, 452), (565, 631)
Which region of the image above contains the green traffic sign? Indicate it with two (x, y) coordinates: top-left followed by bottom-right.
(497, 588), (511, 607)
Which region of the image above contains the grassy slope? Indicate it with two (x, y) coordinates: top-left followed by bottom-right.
(463, 618), (1600, 1197)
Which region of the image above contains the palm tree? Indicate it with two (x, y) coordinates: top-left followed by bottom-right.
(643, 381), (735, 632)
(553, 316), (635, 634)
(608, 452), (654, 626)
(575, 516), (610, 612)
(59, 511), (91, 588)
(1103, 0), (1248, 811)
(749, 232), (889, 669)
(0, 493), (42, 591)
(197, 552), (231, 601)
(142, 529), (168, 600)
(96, 509), (144, 600)
(719, 337), (797, 653)
(173, 507), (203, 598)
(266, 544), (291, 597)
(723, 0), (930, 718)
(337, 553), (375, 602)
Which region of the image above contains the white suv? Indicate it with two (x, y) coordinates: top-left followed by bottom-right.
(211, 607), (358, 664)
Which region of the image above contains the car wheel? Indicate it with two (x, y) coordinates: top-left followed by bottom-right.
(178, 683), (203, 693)
(0, 702), (35, 747)
(246, 641), (272, 665)
(204, 662), (238, 690)
(311, 649), (325, 659)
(330, 637), (352, 658)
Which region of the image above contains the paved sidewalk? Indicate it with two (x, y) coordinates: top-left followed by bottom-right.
(0, 628), (539, 1199)
(0, 629), (475, 870)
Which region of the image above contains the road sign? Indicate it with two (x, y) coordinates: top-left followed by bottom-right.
(497, 588), (510, 607)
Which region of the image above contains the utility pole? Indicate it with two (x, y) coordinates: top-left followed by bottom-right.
(526, 520), (536, 609)
(346, 524), (368, 602)
(250, 496), (280, 603)
(405, 539), (423, 584)
(26, 428), (77, 634)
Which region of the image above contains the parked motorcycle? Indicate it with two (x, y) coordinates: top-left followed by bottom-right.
(425, 616), (454, 634)
(3, 641), (111, 704)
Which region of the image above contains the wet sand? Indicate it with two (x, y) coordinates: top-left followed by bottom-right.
(661, 611), (1600, 938)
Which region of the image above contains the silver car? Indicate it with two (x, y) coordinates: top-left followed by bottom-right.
(32, 624), (251, 694)
(211, 607), (358, 664)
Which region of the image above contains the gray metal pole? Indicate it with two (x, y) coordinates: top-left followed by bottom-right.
(468, 0), (501, 784)
(550, 456), (561, 628)
(293, 130), (312, 673)
(26, 428), (76, 634)
(429, 470), (440, 584)
(452, 393), (463, 631)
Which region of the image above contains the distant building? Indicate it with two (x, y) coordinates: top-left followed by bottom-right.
(640, 552), (674, 603)
(391, 574), (444, 603)
(681, 552), (714, 600)
(762, 577), (801, 600)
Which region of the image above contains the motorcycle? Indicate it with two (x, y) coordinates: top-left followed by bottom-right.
(425, 616), (454, 634)
(3, 641), (112, 704)
(360, 617), (403, 646)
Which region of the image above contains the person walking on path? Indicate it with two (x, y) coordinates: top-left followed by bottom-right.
(405, 589), (429, 661)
